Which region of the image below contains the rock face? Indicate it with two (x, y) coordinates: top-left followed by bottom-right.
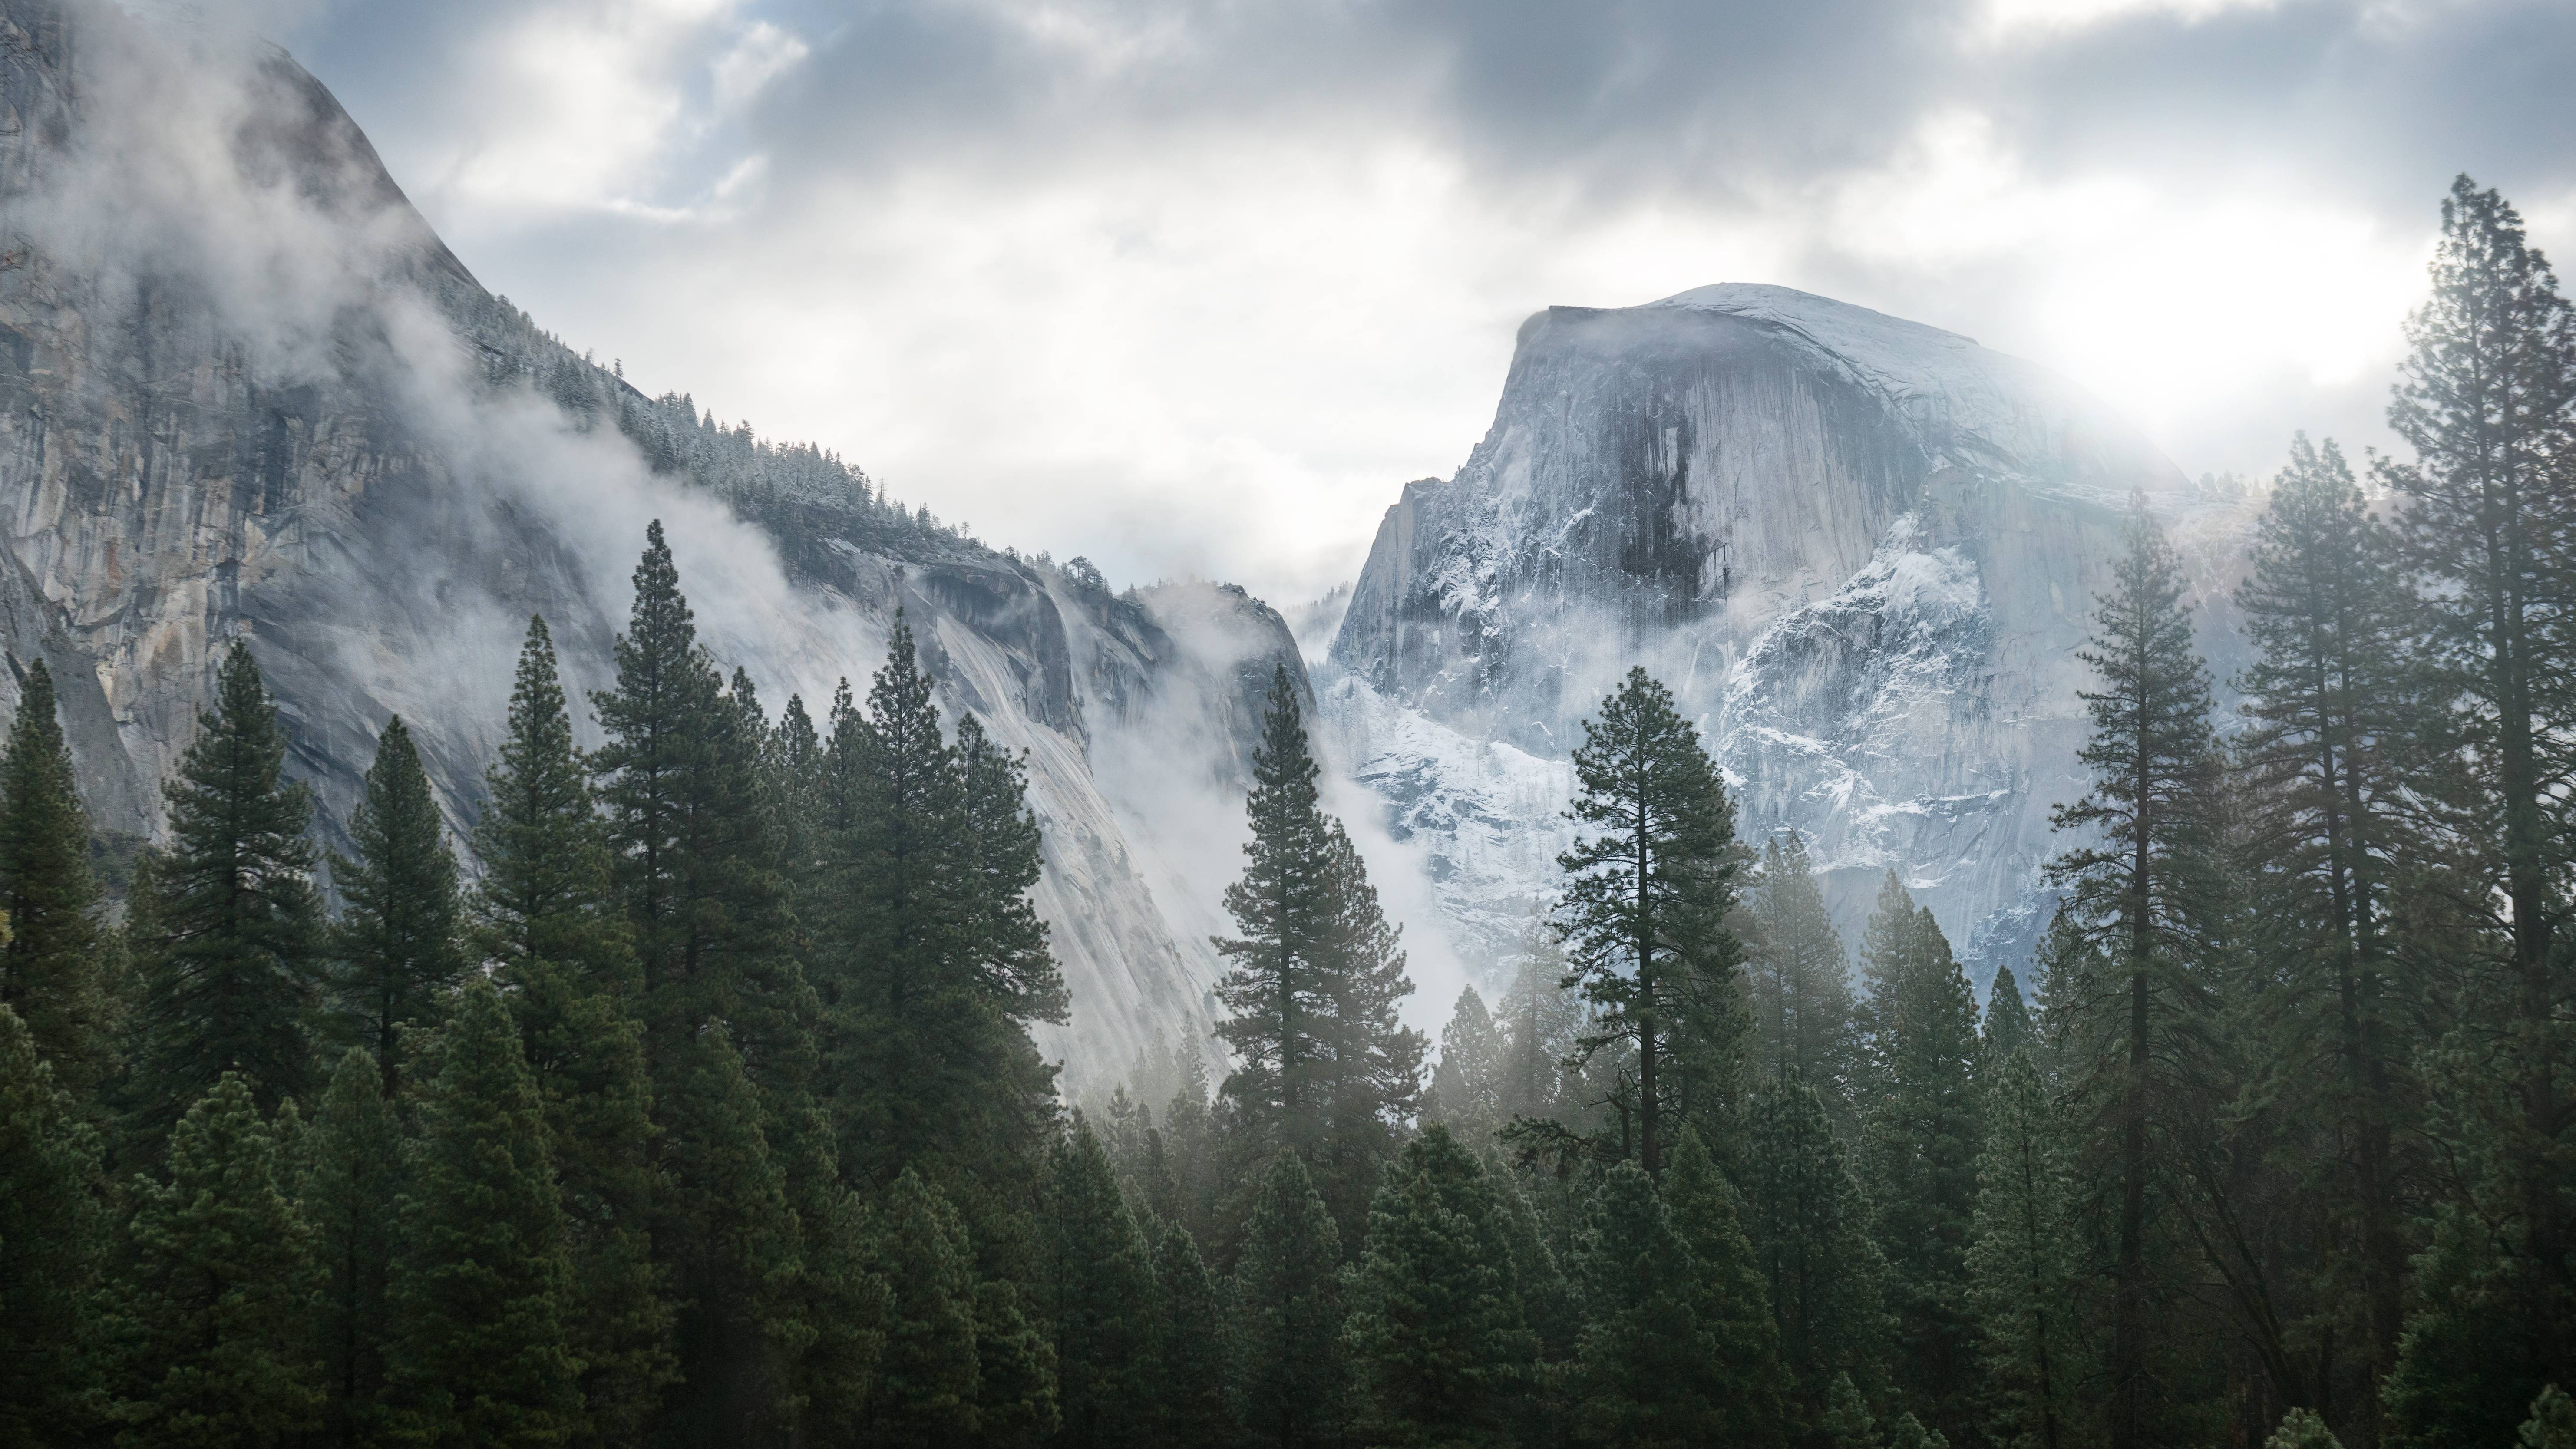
(0, 0), (1295, 1084)
(1327, 283), (2239, 984)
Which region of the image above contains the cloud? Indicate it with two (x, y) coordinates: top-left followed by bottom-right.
(270, 0), (2573, 606)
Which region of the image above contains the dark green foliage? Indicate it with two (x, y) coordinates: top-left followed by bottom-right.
(2521, 1388), (2576, 1449)
(1737, 1073), (1889, 1437)
(1967, 1043), (2079, 1449)
(1855, 875), (1984, 1444)
(1341, 1125), (1533, 1448)
(1821, 1372), (1877, 1449)
(130, 642), (327, 1127)
(1663, 1127), (1784, 1447)
(1427, 985), (1506, 1142)
(1745, 832), (1856, 1119)
(2378, 176), (2576, 1440)
(865, 1168), (984, 1448)
(110, 1071), (324, 1448)
(1555, 666), (1744, 1181)
(654, 1025), (801, 1443)
(384, 976), (583, 1448)
(1231, 1150), (1347, 1449)
(0, 658), (112, 1093)
(970, 1278), (1059, 1449)
(1214, 666), (1424, 1250)
(819, 616), (1064, 1210)
(2270, 1407), (2346, 1449)
(0, 1002), (108, 1442)
(2227, 432), (2433, 1446)
(303, 1048), (401, 1448)
(329, 716), (467, 1097)
(1044, 1121), (1156, 1449)
(1981, 967), (2035, 1064)
(1569, 1162), (1726, 1449)
(2046, 499), (2224, 1449)
(1150, 1225), (1234, 1448)
(474, 614), (674, 1442)
(786, 1172), (893, 1444)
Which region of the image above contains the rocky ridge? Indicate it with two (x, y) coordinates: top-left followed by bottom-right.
(0, 0), (1299, 1084)
(1325, 283), (2254, 984)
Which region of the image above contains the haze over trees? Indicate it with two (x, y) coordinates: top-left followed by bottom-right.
(3, 173), (2575, 1449)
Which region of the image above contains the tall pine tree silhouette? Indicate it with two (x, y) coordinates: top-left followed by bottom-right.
(384, 977), (583, 1447)
(1341, 1124), (1535, 1448)
(302, 1048), (400, 1449)
(1231, 1149), (1348, 1449)
(130, 642), (326, 1127)
(328, 715), (466, 1097)
(476, 614), (674, 1442)
(1215, 665), (1423, 1248)
(1744, 832), (1856, 1122)
(0, 1002), (107, 1442)
(110, 1072), (324, 1446)
(1856, 874), (1985, 1445)
(1556, 666), (1743, 1180)
(0, 658), (110, 1093)
(2379, 176), (2576, 1448)
(2047, 498), (2223, 1449)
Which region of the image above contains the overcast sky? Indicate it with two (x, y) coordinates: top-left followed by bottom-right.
(247, 0), (2576, 607)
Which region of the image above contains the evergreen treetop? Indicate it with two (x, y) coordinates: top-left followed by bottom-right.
(0, 657), (110, 1093)
(131, 641), (327, 1126)
(1556, 665), (1744, 1180)
(328, 715), (467, 1097)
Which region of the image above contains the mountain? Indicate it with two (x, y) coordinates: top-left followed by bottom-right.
(0, 0), (1298, 1084)
(1322, 283), (2254, 985)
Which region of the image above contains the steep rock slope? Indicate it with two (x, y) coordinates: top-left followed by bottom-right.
(1328, 283), (2243, 981)
(0, 0), (1291, 1082)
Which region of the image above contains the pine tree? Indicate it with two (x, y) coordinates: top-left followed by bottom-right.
(329, 716), (466, 1097)
(474, 614), (674, 1442)
(1982, 966), (2036, 1065)
(0, 1002), (108, 1442)
(970, 1277), (1058, 1449)
(1737, 1073), (1890, 1434)
(1341, 1125), (1533, 1447)
(0, 657), (111, 1094)
(2046, 498), (2223, 1449)
(1745, 832), (1857, 1118)
(823, 618), (1063, 1210)
(786, 1171), (893, 1446)
(303, 1048), (401, 1449)
(2378, 177), (2576, 1442)
(111, 1072), (324, 1448)
(1665, 1126), (1786, 1446)
(1231, 1150), (1348, 1449)
(865, 1168), (984, 1448)
(130, 642), (327, 1127)
(1149, 1225), (1233, 1449)
(383, 976), (582, 1448)
(1821, 1372), (1878, 1449)
(1571, 1161), (1725, 1448)
(1968, 1043), (2080, 1449)
(1856, 876), (1985, 1445)
(2233, 432), (2430, 1445)
(655, 1025), (802, 1444)
(1427, 984), (1506, 1142)
(1044, 1121), (1157, 1449)
(1556, 666), (1744, 1180)
(591, 525), (822, 1437)
(1214, 666), (1424, 1248)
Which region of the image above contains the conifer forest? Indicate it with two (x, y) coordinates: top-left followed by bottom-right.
(10, 176), (2576, 1449)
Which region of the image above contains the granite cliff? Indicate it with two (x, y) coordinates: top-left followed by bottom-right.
(0, 0), (1300, 1083)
